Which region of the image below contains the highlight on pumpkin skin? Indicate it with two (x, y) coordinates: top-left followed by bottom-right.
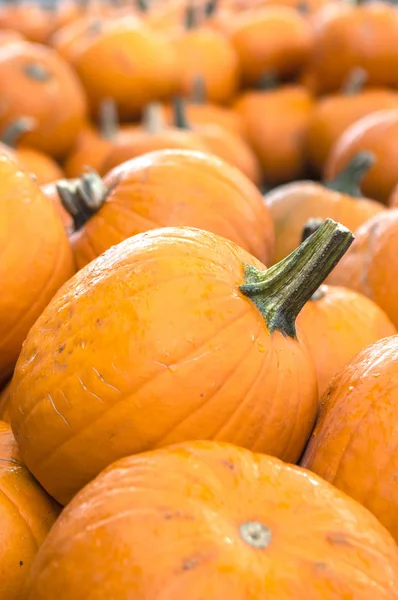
(21, 440), (398, 599)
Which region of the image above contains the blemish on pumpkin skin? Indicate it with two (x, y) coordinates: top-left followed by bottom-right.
(326, 533), (353, 547)
(221, 459), (235, 471)
(57, 343), (66, 354)
(181, 557), (200, 571)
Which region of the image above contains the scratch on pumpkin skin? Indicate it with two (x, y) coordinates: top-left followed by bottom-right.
(47, 393), (70, 428)
(91, 367), (122, 394)
(77, 376), (104, 403)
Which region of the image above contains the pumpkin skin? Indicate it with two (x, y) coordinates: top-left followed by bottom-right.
(328, 210), (398, 329)
(63, 123), (115, 179)
(0, 155), (75, 386)
(41, 180), (75, 233)
(0, 383), (10, 423)
(22, 440), (398, 600)
(15, 148), (63, 185)
(234, 85), (314, 185)
(0, 421), (60, 600)
(0, 41), (87, 159)
(389, 183), (398, 208)
(8, 224), (328, 505)
(297, 285), (396, 397)
(325, 109), (398, 205)
(307, 88), (398, 175)
(0, 29), (25, 46)
(228, 6), (313, 87)
(64, 149), (275, 269)
(302, 336), (398, 543)
(306, 2), (398, 94)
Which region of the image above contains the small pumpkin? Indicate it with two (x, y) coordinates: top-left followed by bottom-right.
(0, 382), (10, 423)
(0, 40), (87, 159)
(265, 152), (384, 264)
(328, 209), (398, 329)
(234, 82), (314, 185)
(0, 155), (75, 387)
(57, 149), (274, 269)
(302, 336), (398, 543)
(22, 440), (398, 599)
(306, 70), (398, 175)
(0, 421), (60, 600)
(9, 219), (352, 504)
(228, 6), (313, 87)
(325, 109), (398, 205)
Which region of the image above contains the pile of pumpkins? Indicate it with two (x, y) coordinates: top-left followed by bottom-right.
(3, 0), (398, 597)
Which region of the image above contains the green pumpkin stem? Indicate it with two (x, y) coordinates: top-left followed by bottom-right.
(57, 170), (107, 231)
(192, 76), (206, 104)
(325, 151), (375, 197)
(239, 219), (353, 338)
(24, 63), (52, 81)
(143, 102), (165, 134)
(204, 0), (218, 17)
(185, 1), (197, 29)
(136, 0), (150, 11)
(1, 117), (36, 148)
(99, 98), (119, 141)
(173, 96), (191, 130)
(301, 219), (327, 301)
(257, 72), (279, 91)
(341, 67), (368, 95)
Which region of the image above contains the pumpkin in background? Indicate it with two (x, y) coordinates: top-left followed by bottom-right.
(0, 155), (75, 387)
(0, 40), (87, 159)
(0, 28), (25, 46)
(306, 1), (398, 94)
(22, 440), (398, 599)
(265, 153), (384, 263)
(41, 180), (75, 233)
(58, 149), (274, 269)
(328, 209), (398, 328)
(63, 15), (179, 120)
(0, 421), (60, 600)
(325, 109), (398, 205)
(0, 383), (10, 423)
(389, 183), (398, 208)
(228, 6), (313, 87)
(234, 83), (314, 185)
(302, 336), (398, 543)
(9, 220), (353, 504)
(306, 70), (398, 175)
(171, 3), (240, 105)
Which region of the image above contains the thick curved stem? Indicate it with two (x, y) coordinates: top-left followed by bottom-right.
(325, 152), (375, 197)
(99, 98), (119, 141)
(341, 67), (368, 96)
(57, 170), (108, 231)
(239, 219), (354, 338)
(1, 117), (36, 148)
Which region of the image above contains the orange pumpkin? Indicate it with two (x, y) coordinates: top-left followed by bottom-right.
(0, 41), (87, 159)
(234, 84), (314, 185)
(0, 383), (10, 423)
(389, 183), (398, 208)
(306, 74), (398, 175)
(265, 152), (384, 263)
(9, 219), (353, 504)
(302, 336), (398, 543)
(0, 155), (75, 387)
(306, 2), (398, 94)
(325, 109), (398, 205)
(22, 440), (398, 599)
(228, 6), (313, 87)
(0, 28), (25, 46)
(58, 149), (275, 269)
(328, 209), (398, 329)
(65, 15), (179, 120)
(171, 3), (240, 105)
(0, 421), (60, 600)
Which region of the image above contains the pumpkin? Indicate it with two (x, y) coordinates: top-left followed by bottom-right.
(302, 336), (398, 543)
(0, 420), (60, 600)
(9, 219), (352, 504)
(0, 383), (10, 423)
(234, 83), (314, 185)
(0, 29), (25, 46)
(57, 149), (275, 269)
(306, 71), (398, 175)
(325, 109), (398, 205)
(328, 209), (398, 329)
(0, 41), (87, 159)
(228, 6), (313, 87)
(171, 96), (262, 185)
(171, 3), (240, 105)
(0, 155), (75, 387)
(64, 15), (179, 120)
(41, 180), (75, 233)
(306, 1), (398, 94)
(21, 441), (398, 599)
(389, 183), (398, 208)
(265, 152), (384, 263)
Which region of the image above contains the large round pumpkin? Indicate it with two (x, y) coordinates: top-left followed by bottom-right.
(58, 149), (275, 269)
(0, 155), (75, 386)
(9, 219), (353, 504)
(22, 440), (398, 599)
(0, 421), (60, 600)
(302, 335), (398, 543)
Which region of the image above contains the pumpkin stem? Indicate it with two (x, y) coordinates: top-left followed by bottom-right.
(173, 96), (191, 130)
(191, 75), (206, 104)
(143, 102), (165, 134)
(325, 151), (375, 197)
(297, 1), (309, 13)
(1, 117), (36, 148)
(185, 1), (197, 29)
(57, 170), (107, 231)
(341, 67), (368, 95)
(136, 0), (150, 12)
(204, 0), (218, 17)
(239, 522), (272, 549)
(24, 63), (52, 81)
(257, 71), (279, 91)
(301, 219), (327, 301)
(98, 98), (119, 141)
(239, 219), (353, 338)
